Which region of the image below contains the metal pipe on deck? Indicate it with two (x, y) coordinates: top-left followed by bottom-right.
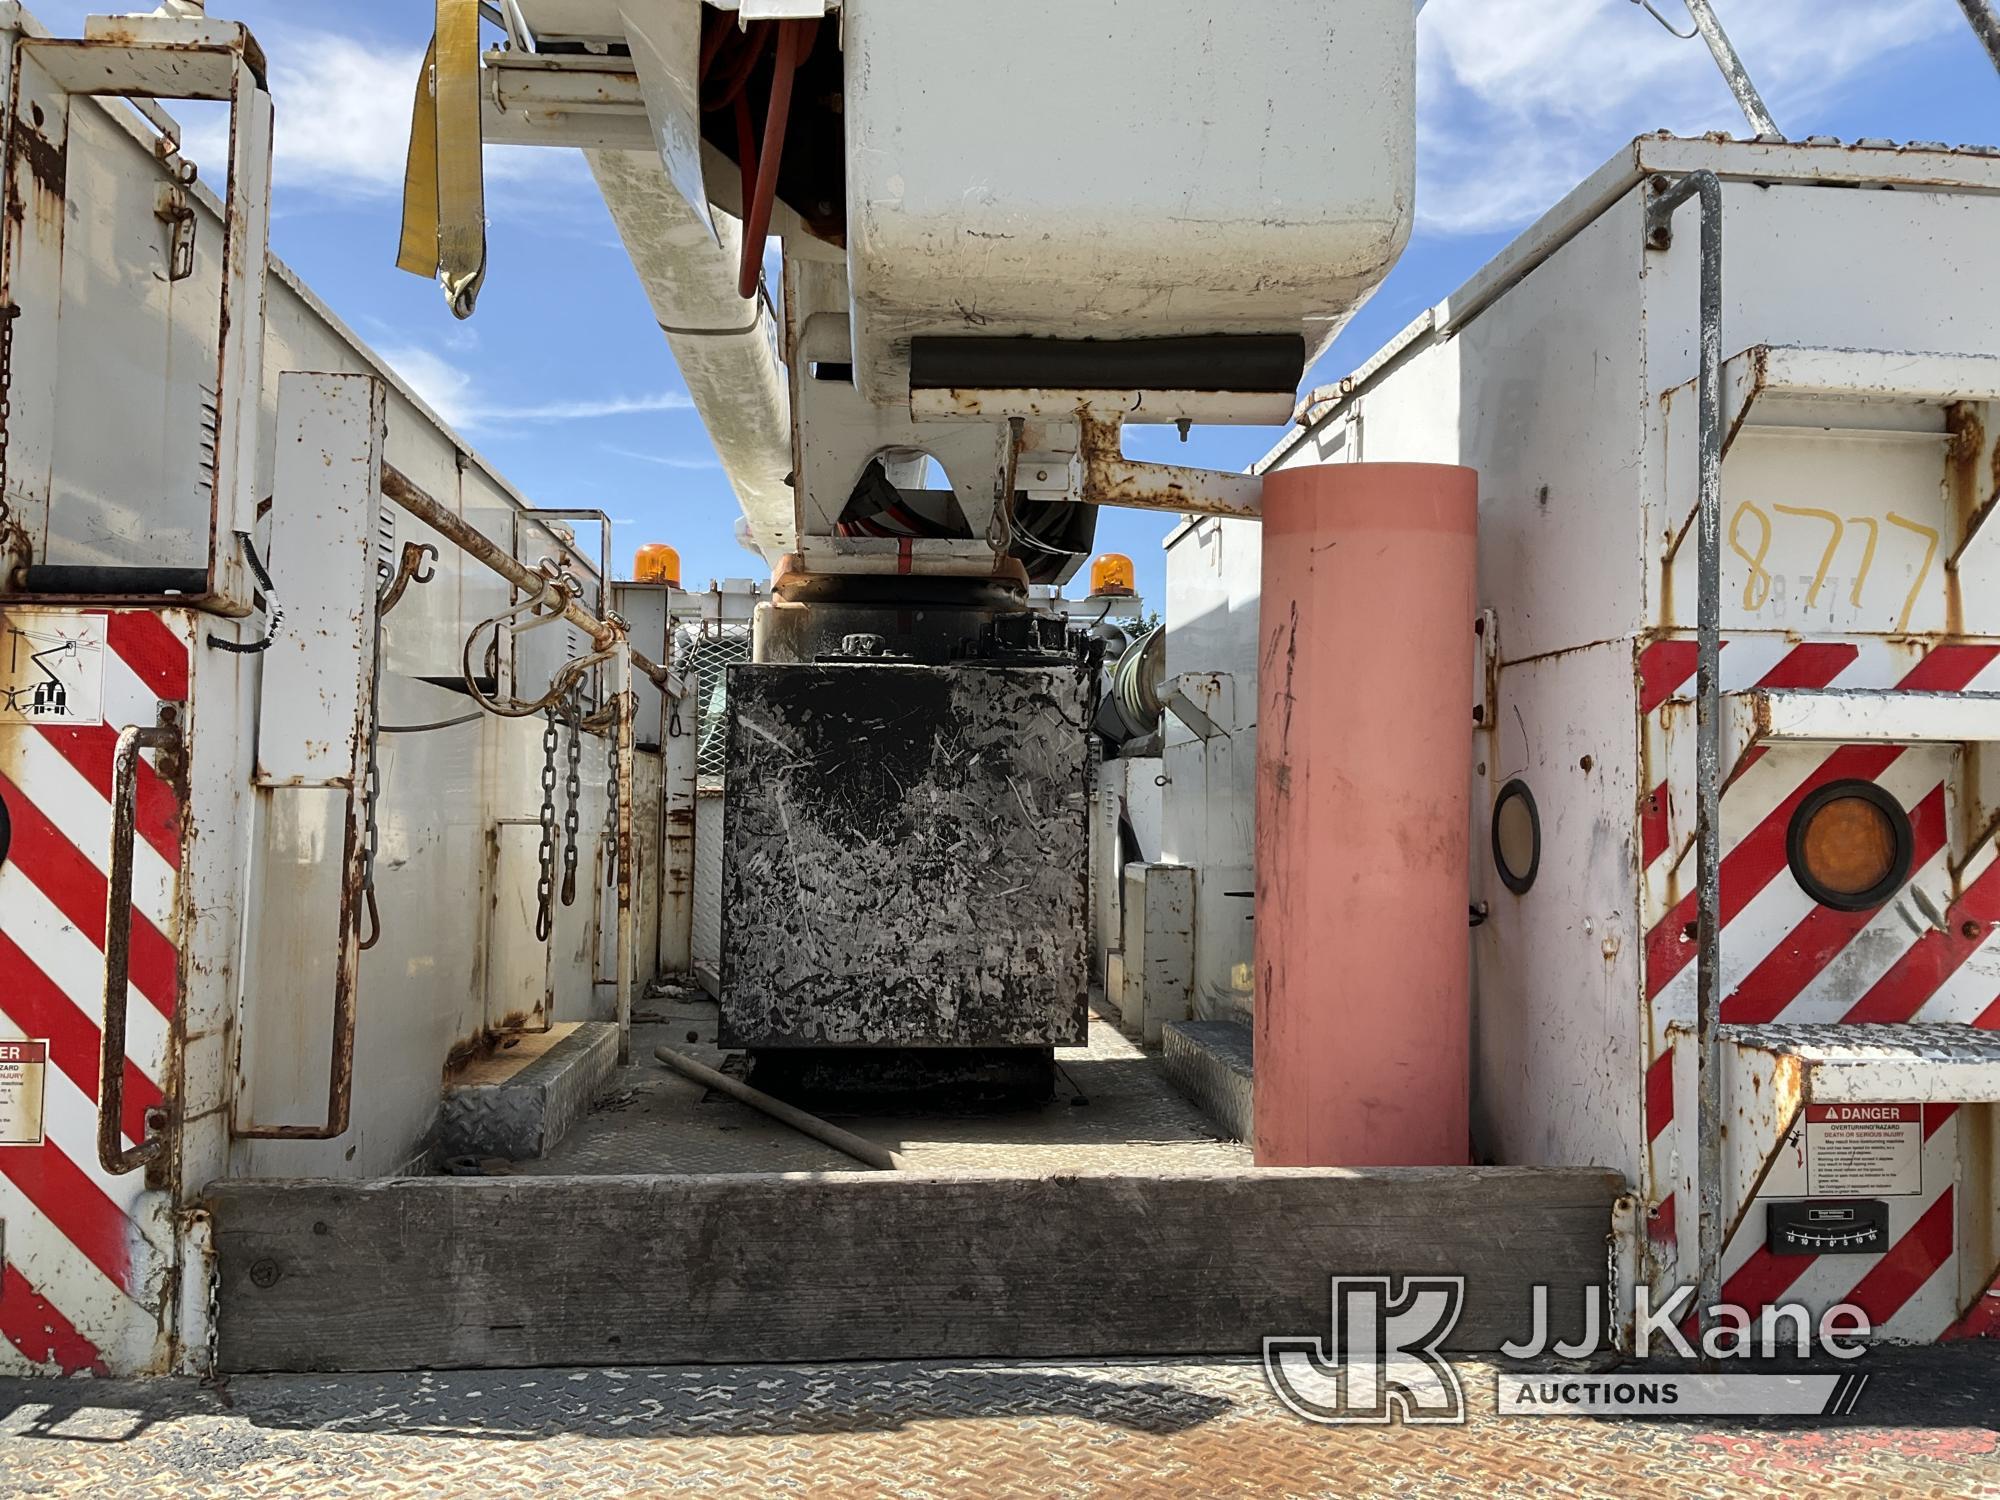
(653, 1045), (905, 1170)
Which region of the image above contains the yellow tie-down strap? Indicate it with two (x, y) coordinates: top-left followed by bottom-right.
(398, 0), (486, 319)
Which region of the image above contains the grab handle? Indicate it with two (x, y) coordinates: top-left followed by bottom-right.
(99, 723), (179, 1175)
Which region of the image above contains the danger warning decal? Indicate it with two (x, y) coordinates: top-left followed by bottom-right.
(0, 1040), (48, 1147)
(1805, 1104), (1923, 1197)
(0, 613), (106, 725)
(1765, 1103), (1924, 1200)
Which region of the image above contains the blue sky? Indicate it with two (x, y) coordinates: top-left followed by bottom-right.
(33, 0), (1995, 604)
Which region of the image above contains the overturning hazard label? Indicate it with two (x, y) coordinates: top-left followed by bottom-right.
(0, 1040), (48, 1146)
(1804, 1103), (1922, 1198)
(1, 611), (106, 724)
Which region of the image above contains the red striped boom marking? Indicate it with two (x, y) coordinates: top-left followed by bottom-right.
(1637, 640), (1702, 717)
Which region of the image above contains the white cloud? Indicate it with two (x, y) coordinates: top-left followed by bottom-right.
(601, 444), (721, 470)
(374, 343), (478, 429)
(175, 26), (584, 200)
(375, 345), (691, 433)
(1416, 0), (1961, 233)
(482, 392), (695, 423)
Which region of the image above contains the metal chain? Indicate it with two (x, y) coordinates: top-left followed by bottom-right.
(0, 301), (19, 580)
(560, 688), (582, 906)
(203, 1239), (222, 1384)
(0, 301), (15, 511)
(535, 708), (559, 942)
(357, 602), (387, 950)
(605, 724), (622, 886)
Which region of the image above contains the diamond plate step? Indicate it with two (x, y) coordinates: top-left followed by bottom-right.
(439, 1021), (619, 1161)
(1725, 1022), (2000, 1102)
(1163, 1020), (1254, 1141)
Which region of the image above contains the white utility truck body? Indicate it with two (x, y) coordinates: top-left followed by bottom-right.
(1246, 134), (2000, 1340)
(0, 4), (672, 1372)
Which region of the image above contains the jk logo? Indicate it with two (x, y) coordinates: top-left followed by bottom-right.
(1263, 1276), (1467, 1425)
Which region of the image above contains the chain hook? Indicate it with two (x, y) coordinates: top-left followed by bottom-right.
(378, 540), (439, 617)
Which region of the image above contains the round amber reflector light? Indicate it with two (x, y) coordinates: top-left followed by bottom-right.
(1786, 780), (1913, 912)
(1491, 779), (1540, 895)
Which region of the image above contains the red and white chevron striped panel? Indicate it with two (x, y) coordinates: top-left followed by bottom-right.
(1635, 635), (2000, 1340)
(1719, 1104), (1964, 1341)
(0, 607), (189, 1375)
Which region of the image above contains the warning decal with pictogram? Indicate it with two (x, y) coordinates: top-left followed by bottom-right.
(0, 1040), (47, 1146)
(1, 612), (106, 725)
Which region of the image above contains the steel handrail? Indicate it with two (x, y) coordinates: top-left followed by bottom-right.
(1645, 169), (1725, 1328)
(98, 723), (179, 1175)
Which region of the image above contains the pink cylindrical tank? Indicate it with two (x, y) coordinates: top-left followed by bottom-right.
(1253, 463), (1478, 1167)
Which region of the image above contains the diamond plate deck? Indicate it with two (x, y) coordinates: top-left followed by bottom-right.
(439, 1022), (619, 1162)
(507, 1013), (1251, 1177)
(2, 1348), (1997, 1498)
(1162, 1019), (1255, 1141)
(1725, 1023), (2000, 1066)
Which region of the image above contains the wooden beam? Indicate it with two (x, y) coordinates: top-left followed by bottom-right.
(210, 1167), (1621, 1372)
